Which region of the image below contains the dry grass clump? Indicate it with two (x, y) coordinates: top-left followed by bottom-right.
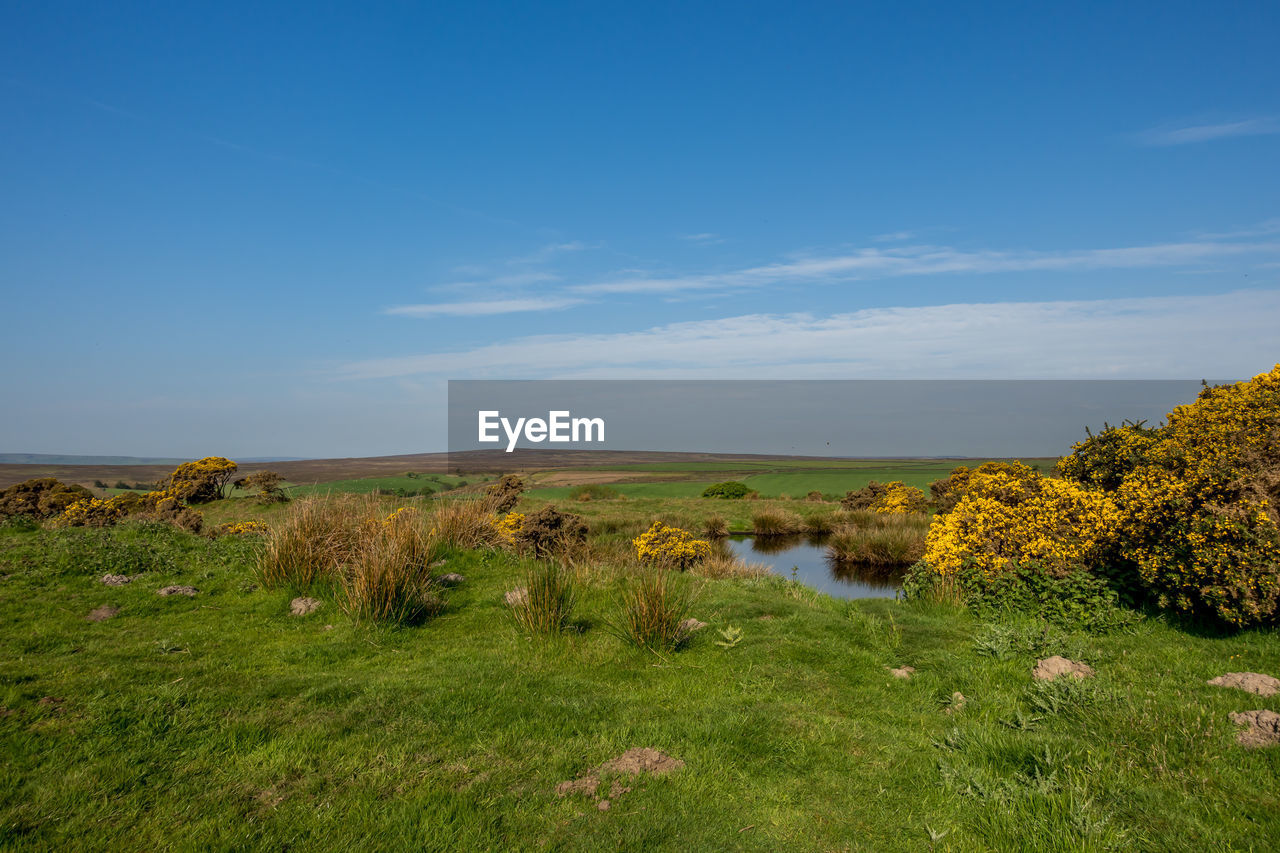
(256, 495), (371, 589)
(508, 561), (578, 635)
(703, 514), (729, 539)
(803, 513), (835, 535)
(826, 513), (929, 566)
(694, 550), (769, 580)
(340, 520), (443, 625)
(612, 569), (696, 653)
(431, 498), (506, 550)
(751, 508), (804, 536)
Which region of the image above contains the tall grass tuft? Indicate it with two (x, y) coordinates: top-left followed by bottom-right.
(826, 513), (929, 566)
(751, 508), (803, 536)
(430, 498), (505, 550)
(508, 561), (578, 635)
(256, 496), (369, 589)
(613, 569), (695, 652)
(703, 514), (728, 539)
(695, 550), (769, 580)
(804, 513), (834, 535)
(339, 521), (443, 625)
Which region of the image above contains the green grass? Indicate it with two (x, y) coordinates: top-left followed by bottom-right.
(2, 519), (1279, 850)
(283, 473), (471, 498)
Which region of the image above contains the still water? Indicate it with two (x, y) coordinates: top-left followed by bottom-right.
(724, 534), (904, 600)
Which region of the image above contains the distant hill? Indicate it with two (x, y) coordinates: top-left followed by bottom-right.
(0, 454), (307, 466)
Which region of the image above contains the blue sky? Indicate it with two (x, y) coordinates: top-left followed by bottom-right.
(2, 1), (1278, 457)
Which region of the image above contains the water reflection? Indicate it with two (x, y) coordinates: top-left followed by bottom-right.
(723, 534), (905, 600)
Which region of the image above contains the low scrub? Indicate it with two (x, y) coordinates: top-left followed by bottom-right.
(633, 521), (711, 570)
(511, 505), (588, 559)
(703, 514), (728, 539)
(432, 499), (507, 550)
(701, 481), (753, 499)
(694, 550), (769, 580)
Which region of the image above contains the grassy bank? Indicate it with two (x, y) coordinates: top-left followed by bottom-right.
(2, 519), (1279, 850)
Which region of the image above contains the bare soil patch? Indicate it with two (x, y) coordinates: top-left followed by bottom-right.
(86, 605), (119, 622)
(555, 747), (685, 800)
(1229, 710), (1280, 748)
(1208, 672), (1280, 697)
(156, 585), (199, 597)
(1033, 656), (1094, 681)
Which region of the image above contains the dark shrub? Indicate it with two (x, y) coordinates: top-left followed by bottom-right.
(484, 474), (526, 513)
(840, 481), (886, 511)
(0, 478), (93, 520)
(514, 505), (587, 558)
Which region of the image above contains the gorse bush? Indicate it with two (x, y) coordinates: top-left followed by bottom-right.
(166, 457), (238, 504)
(923, 464), (1119, 579)
(916, 367), (1280, 627)
(873, 482), (929, 515)
(511, 505), (587, 559)
(484, 474), (525, 513)
(633, 521), (710, 570)
(0, 478), (92, 520)
(840, 481), (887, 511)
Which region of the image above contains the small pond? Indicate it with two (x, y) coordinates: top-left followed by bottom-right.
(724, 534), (905, 600)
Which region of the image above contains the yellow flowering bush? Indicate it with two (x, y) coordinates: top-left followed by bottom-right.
(633, 521), (711, 570)
(383, 507), (418, 527)
(872, 481), (928, 515)
(166, 456), (238, 504)
(218, 520), (270, 536)
(61, 497), (124, 527)
(923, 467), (1120, 578)
(493, 512), (525, 545)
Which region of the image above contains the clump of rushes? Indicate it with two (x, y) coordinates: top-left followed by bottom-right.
(804, 513), (834, 535)
(432, 498), (507, 550)
(751, 508), (803, 536)
(613, 569), (695, 652)
(339, 521), (442, 625)
(827, 514), (929, 566)
(256, 496), (369, 589)
(703, 514), (728, 539)
(508, 561), (578, 635)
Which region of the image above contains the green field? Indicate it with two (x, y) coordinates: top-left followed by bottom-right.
(3, 518), (1279, 850)
(282, 474), (473, 497)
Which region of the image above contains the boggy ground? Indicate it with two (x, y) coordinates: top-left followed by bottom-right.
(2, 519), (1280, 851)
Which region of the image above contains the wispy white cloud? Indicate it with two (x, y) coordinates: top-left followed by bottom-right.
(570, 239), (1280, 295)
(346, 289), (1280, 379)
(871, 231), (916, 242)
(1195, 218), (1280, 240)
(680, 233), (725, 244)
(510, 241), (593, 265)
(1134, 118), (1279, 146)
(385, 297), (585, 318)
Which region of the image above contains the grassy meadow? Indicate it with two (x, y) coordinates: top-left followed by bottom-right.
(2, 456), (1279, 851)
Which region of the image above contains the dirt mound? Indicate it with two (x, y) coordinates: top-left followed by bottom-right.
(438, 573), (466, 586)
(1033, 656), (1094, 681)
(100, 574), (131, 586)
(1208, 672), (1280, 697)
(505, 588), (528, 608)
(555, 748), (685, 800)
(86, 605), (119, 622)
(678, 618), (707, 636)
(290, 597), (322, 616)
(889, 666), (915, 679)
(1229, 710), (1280, 748)
(156, 585), (198, 597)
